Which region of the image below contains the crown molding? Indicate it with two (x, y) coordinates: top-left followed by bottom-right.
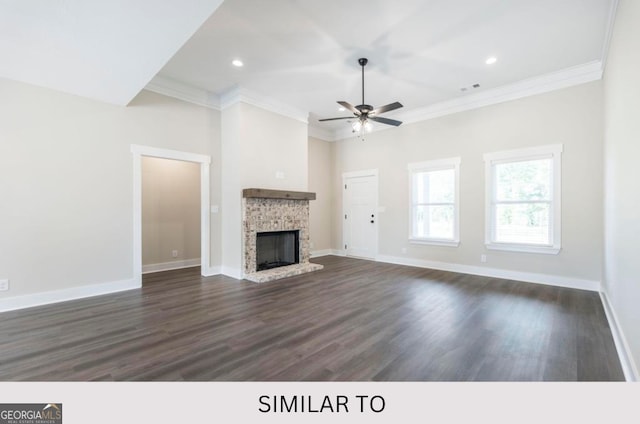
(147, 59), (603, 141)
(144, 74), (220, 110)
(334, 61), (604, 141)
(308, 124), (337, 142)
(219, 85), (308, 124)
(401, 60), (603, 125)
(144, 77), (309, 124)
(600, 0), (620, 73)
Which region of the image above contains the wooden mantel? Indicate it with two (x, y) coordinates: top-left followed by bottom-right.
(242, 188), (316, 200)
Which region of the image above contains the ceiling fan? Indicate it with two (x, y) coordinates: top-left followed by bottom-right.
(319, 58), (403, 135)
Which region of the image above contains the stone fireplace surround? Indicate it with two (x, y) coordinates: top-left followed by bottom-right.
(242, 188), (323, 283)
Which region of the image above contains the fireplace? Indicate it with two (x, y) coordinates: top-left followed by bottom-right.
(242, 188), (323, 283)
(256, 230), (299, 271)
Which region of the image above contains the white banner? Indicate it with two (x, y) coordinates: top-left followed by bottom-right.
(0, 382), (636, 423)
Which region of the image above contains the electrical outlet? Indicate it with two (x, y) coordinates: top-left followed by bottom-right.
(480, 254), (487, 263)
(0, 279), (9, 291)
(401, 247), (407, 254)
(275, 171), (285, 179)
(309, 241), (314, 249)
(172, 250), (178, 258)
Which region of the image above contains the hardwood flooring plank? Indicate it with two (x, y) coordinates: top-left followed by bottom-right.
(0, 256), (624, 381)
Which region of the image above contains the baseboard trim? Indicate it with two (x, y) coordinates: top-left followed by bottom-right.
(599, 291), (639, 382)
(375, 254), (601, 292)
(203, 266), (221, 277)
(310, 249), (333, 258)
(142, 258), (201, 274)
(0, 278), (140, 313)
(221, 266), (243, 280)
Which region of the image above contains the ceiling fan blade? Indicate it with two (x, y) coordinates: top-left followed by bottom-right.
(318, 116), (354, 121)
(370, 116), (403, 126)
(337, 101), (360, 115)
(371, 101), (403, 115)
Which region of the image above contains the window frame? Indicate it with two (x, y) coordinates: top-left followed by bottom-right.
(407, 157), (461, 247)
(484, 144), (563, 254)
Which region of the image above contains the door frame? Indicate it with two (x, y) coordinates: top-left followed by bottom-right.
(131, 144), (212, 286)
(342, 169), (379, 259)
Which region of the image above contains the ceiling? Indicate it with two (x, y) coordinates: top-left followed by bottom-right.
(157, 0), (616, 137)
(1, 0), (616, 137)
(0, 0), (223, 105)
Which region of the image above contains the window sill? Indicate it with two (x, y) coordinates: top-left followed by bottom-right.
(409, 238), (460, 247)
(485, 243), (560, 255)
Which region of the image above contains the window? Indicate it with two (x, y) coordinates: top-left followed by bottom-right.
(408, 157), (460, 246)
(484, 144), (562, 254)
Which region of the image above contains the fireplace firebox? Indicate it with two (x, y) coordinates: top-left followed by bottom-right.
(256, 230), (300, 271)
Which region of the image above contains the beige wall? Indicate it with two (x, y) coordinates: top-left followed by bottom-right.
(220, 103), (243, 276)
(238, 103), (309, 190)
(603, 0), (640, 376)
(142, 157), (201, 267)
(308, 137), (334, 252)
(220, 102), (309, 277)
(332, 81), (604, 284)
(0, 79), (221, 298)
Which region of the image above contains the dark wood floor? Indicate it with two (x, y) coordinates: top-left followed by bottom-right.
(0, 256), (624, 381)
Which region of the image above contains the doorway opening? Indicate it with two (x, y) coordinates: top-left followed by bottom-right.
(141, 157), (201, 276)
(131, 145), (211, 286)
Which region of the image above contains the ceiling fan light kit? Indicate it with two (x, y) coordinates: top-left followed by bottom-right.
(319, 57), (403, 140)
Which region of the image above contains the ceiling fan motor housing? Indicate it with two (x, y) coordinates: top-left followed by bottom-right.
(356, 104), (373, 114)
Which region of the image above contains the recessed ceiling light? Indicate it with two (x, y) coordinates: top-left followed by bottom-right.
(338, 107), (346, 111)
(485, 57), (497, 65)
(232, 59), (244, 67)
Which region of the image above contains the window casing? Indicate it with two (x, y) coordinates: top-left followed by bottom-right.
(484, 144), (562, 254)
(408, 157), (460, 247)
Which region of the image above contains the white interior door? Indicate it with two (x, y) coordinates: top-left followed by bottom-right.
(343, 171), (378, 259)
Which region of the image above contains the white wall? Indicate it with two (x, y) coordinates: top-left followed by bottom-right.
(0, 79), (221, 300)
(332, 81), (604, 286)
(308, 136), (334, 252)
(220, 102), (308, 277)
(603, 0), (640, 378)
(142, 157), (201, 268)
